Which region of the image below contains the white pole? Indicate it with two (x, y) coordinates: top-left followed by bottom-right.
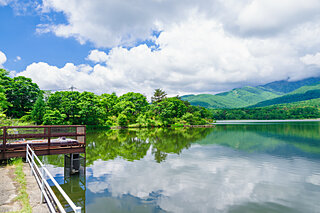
(26, 145), (29, 163)
(31, 150), (34, 176)
(40, 167), (45, 203)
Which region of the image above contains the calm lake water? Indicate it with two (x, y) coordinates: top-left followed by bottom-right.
(42, 122), (320, 213)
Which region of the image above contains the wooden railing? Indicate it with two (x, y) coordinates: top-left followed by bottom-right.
(0, 125), (86, 152)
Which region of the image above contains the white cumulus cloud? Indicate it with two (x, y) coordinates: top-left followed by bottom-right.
(0, 50), (7, 68)
(300, 52), (320, 67)
(38, 0), (320, 47)
(19, 16), (319, 97)
(87, 50), (108, 64)
(12, 0), (320, 95)
(236, 0), (320, 35)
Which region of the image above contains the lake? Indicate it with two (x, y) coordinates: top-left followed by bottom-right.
(41, 122), (320, 213)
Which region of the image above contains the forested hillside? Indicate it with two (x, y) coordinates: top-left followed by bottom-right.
(182, 77), (320, 109)
(251, 83), (320, 107)
(181, 86), (282, 108)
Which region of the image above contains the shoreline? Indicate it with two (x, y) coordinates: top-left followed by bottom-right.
(215, 119), (320, 124)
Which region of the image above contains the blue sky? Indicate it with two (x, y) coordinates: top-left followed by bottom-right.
(1, 0), (320, 97)
(0, 4), (95, 71)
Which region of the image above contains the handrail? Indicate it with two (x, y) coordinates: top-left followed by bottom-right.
(26, 144), (81, 213)
(1, 125), (85, 128)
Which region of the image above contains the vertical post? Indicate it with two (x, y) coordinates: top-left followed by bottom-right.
(84, 125), (86, 147)
(71, 154), (74, 173)
(75, 206), (81, 213)
(3, 126), (6, 152)
(40, 167), (45, 203)
(48, 127), (51, 148)
(31, 151), (34, 176)
(26, 144), (29, 163)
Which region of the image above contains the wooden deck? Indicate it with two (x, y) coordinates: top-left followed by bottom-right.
(0, 125), (86, 160)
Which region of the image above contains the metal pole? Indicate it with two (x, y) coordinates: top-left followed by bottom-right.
(26, 145), (29, 163)
(75, 206), (81, 213)
(31, 151), (34, 176)
(40, 167), (45, 203)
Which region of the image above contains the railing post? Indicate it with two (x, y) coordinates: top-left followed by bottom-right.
(40, 167), (45, 203)
(48, 127), (51, 148)
(26, 145), (29, 163)
(75, 206), (81, 213)
(3, 126), (6, 152)
(31, 150), (34, 176)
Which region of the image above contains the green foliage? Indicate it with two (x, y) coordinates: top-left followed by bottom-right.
(85, 128), (213, 164)
(30, 93), (46, 124)
(181, 86), (282, 109)
(181, 77), (320, 109)
(99, 92), (118, 116)
(117, 113), (128, 127)
(4, 76), (40, 118)
(151, 88), (167, 103)
(261, 77), (320, 93)
(181, 112), (207, 125)
(251, 86), (320, 107)
(152, 97), (187, 124)
(212, 104), (320, 120)
(78, 91), (104, 125)
(10, 158), (32, 213)
(0, 78), (212, 126)
(43, 109), (67, 125)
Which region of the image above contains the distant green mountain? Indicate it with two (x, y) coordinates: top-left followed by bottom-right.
(251, 83), (320, 107)
(261, 77), (320, 93)
(274, 98), (320, 108)
(181, 76), (320, 109)
(182, 86), (282, 108)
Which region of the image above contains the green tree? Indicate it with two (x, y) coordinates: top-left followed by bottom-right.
(152, 97), (187, 124)
(99, 92), (118, 116)
(43, 109), (67, 125)
(78, 92), (104, 125)
(118, 92), (149, 115)
(151, 88), (167, 103)
(4, 76), (40, 118)
(46, 91), (81, 124)
(31, 93), (46, 124)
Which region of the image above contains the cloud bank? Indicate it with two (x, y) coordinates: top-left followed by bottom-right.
(12, 0), (320, 95)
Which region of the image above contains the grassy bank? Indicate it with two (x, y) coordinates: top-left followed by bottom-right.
(10, 158), (32, 213)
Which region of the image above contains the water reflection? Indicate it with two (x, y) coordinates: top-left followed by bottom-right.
(43, 122), (320, 213)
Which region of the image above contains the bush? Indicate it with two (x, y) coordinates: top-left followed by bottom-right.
(117, 113), (128, 127)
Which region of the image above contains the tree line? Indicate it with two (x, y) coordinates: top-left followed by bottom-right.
(0, 69), (212, 127)
(211, 106), (320, 120)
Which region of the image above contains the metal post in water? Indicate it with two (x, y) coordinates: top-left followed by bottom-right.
(71, 153), (74, 174)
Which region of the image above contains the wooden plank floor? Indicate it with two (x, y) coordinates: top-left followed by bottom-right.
(0, 142), (85, 160)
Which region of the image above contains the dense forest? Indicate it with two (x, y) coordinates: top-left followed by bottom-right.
(1, 67), (320, 125)
(0, 69), (212, 127)
(211, 104), (320, 120)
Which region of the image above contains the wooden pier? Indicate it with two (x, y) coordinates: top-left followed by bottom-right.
(0, 125), (86, 160)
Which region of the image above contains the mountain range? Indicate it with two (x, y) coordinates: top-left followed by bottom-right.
(181, 77), (320, 109)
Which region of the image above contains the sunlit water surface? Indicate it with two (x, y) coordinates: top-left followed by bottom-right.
(42, 122), (320, 213)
